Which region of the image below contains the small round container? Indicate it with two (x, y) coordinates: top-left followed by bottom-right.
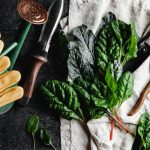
(17, 0), (48, 24)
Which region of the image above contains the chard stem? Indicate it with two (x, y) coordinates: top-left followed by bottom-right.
(51, 144), (57, 150)
(32, 134), (36, 150)
(104, 109), (135, 136)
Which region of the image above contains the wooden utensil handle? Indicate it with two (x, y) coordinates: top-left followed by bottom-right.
(19, 54), (47, 106)
(128, 82), (150, 116)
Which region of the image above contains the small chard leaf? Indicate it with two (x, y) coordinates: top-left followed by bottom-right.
(27, 115), (39, 135)
(67, 25), (95, 80)
(105, 64), (117, 92)
(137, 113), (150, 150)
(40, 128), (52, 145)
(117, 71), (134, 103)
(40, 128), (56, 150)
(41, 80), (84, 121)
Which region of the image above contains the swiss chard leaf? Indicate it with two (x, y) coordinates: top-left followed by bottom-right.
(27, 115), (39, 135)
(73, 78), (107, 120)
(41, 80), (84, 121)
(95, 19), (138, 73)
(40, 128), (56, 150)
(137, 113), (150, 150)
(67, 25), (95, 80)
(74, 78), (107, 108)
(26, 115), (39, 150)
(124, 21), (138, 63)
(117, 71), (134, 104)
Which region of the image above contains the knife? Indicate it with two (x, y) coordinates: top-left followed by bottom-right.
(19, 0), (64, 106)
(123, 26), (150, 73)
(125, 25), (150, 116)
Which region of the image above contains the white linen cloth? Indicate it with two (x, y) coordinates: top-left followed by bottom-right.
(60, 0), (150, 149)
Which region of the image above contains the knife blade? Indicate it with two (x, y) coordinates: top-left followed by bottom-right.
(19, 0), (64, 106)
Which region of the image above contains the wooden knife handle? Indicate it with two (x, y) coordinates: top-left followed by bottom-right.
(19, 54), (47, 106)
(128, 82), (150, 116)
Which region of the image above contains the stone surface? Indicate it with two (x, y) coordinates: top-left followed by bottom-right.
(0, 0), (69, 150)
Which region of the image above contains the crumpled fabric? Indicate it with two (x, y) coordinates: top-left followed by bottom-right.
(60, 0), (150, 149)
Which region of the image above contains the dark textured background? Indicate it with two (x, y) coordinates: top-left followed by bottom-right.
(0, 0), (69, 150)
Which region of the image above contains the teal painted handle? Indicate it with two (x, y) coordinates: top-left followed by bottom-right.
(9, 22), (32, 70)
(1, 42), (18, 56)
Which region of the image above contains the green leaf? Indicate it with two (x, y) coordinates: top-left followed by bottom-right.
(27, 115), (39, 135)
(105, 64), (117, 92)
(67, 25), (95, 80)
(40, 128), (52, 145)
(111, 20), (123, 45)
(73, 78), (107, 119)
(40, 128), (56, 150)
(41, 80), (84, 121)
(137, 113), (150, 150)
(117, 71), (134, 103)
(95, 19), (138, 74)
(107, 92), (118, 109)
(124, 21), (138, 63)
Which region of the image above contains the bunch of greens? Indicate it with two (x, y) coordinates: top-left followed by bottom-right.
(135, 113), (150, 150)
(27, 115), (56, 150)
(41, 12), (138, 136)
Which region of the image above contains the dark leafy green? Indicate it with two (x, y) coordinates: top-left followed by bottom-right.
(40, 128), (56, 150)
(41, 78), (107, 121)
(97, 12), (116, 30)
(73, 78), (107, 120)
(124, 21), (138, 64)
(26, 115), (39, 150)
(117, 72), (134, 104)
(94, 16), (137, 111)
(95, 19), (138, 73)
(137, 113), (150, 150)
(67, 25), (95, 80)
(27, 115), (39, 135)
(41, 80), (84, 121)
